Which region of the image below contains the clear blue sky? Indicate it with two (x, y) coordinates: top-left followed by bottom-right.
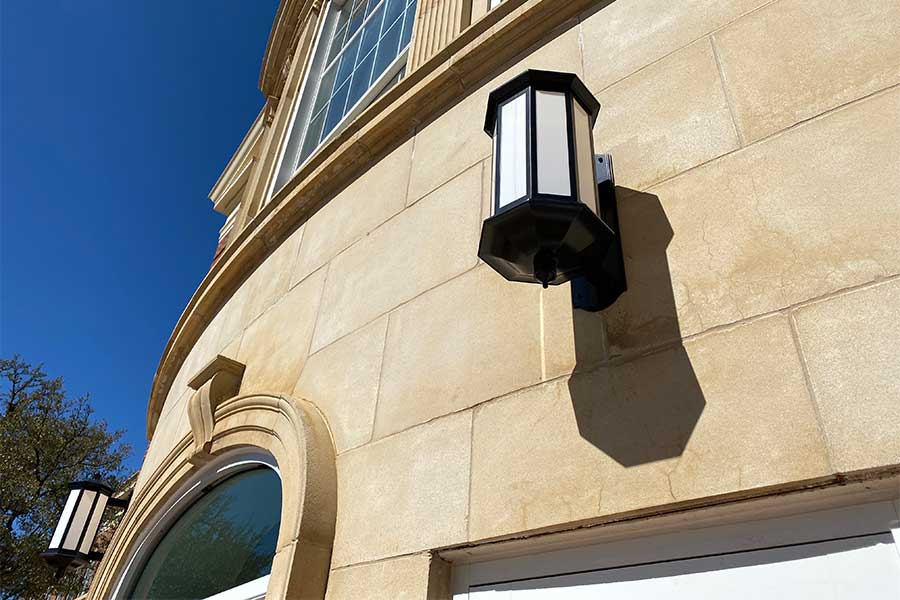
(1, 1), (279, 470)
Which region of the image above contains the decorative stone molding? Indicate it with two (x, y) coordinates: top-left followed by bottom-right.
(264, 95), (280, 126)
(89, 393), (337, 600)
(409, 0), (472, 71)
(259, 0), (320, 99)
(185, 355), (245, 465)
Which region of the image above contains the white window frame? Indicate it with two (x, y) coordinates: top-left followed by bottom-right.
(269, 0), (415, 199)
(110, 449), (281, 600)
(451, 495), (900, 598)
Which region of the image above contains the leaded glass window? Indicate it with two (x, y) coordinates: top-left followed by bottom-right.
(127, 467), (281, 600)
(273, 0), (417, 192)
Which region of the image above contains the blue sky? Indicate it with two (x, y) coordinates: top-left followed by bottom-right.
(1, 1), (279, 470)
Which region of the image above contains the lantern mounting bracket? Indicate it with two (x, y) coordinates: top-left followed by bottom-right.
(570, 154), (627, 312)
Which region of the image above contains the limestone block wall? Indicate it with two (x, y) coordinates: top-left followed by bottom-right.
(136, 0), (899, 595)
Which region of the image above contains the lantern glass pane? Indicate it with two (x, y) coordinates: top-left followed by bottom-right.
(535, 90), (572, 197)
(79, 494), (108, 555)
(572, 98), (598, 213)
(62, 490), (96, 551)
(497, 91), (527, 209)
(49, 489), (80, 549)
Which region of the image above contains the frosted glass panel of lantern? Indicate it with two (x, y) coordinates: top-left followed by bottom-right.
(535, 90), (572, 197)
(497, 92), (527, 208)
(572, 98), (598, 214)
(49, 489), (80, 549)
(63, 490), (96, 550)
(79, 494), (107, 554)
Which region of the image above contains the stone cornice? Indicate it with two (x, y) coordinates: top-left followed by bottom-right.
(259, 0), (321, 99)
(147, 0), (613, 439)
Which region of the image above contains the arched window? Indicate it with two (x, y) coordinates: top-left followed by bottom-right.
(119, 456), (282, 600)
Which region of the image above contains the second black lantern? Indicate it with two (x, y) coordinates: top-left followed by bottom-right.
(41, 480), (128, 578)
(479, 69), (616, 289)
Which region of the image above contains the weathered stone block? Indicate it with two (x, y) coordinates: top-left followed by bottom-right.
(540, 282), (609, 381)
(713, 0), (900, 142)
(311, 163), (482, 352)
(594, 38), (739, 191)
(236, 267), (326, 394)
(407, 92), (492, 205)
(325, 553), (437, 600)
(240, 225), (304, 324)
(136, 391), (191, 494)
(793, 279), (900, 472)
(294, 317), (388, 453)
(469, 315), (829, 540)
(606, 88), (900, 354)
(580, 0), (770, 92)
(375, 265), (542, 439)
(293, 139), (413, 284)
(332, 411), (470, 566)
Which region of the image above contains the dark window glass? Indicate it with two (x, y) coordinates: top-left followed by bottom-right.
(303, 109), (328, 158)
(128, 468), (281, 600)
(374, 16), (402, 77)
(401, 4), (415, 48)
(348, 49), (377, 109)
(313, 63), (338, 116)
(335, 34), (361, 88)
(295, 0), (417, 168)
(383, 0), (405, 31)
(359, 3), (384, 59)
(347, 0), (367, 38)
(323, 78), (351, 140)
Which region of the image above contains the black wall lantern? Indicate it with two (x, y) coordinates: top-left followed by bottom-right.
(479, 69), (626, 310)
(41, 480), (129, 577)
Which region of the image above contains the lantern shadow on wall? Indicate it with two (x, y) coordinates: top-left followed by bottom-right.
(567, 186), (705, 467)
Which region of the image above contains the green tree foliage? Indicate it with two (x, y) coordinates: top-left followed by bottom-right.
(0, 355), (130, 600)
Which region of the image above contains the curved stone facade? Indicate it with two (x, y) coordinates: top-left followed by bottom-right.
(92, 0), (900, 597)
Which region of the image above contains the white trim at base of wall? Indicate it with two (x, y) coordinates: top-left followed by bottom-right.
(450, 479), (900, 598)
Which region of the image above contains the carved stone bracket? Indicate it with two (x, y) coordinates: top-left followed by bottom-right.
(264, 95), (280, 126)
(186, 356), (245, 465)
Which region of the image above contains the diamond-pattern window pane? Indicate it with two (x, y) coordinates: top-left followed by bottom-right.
(374, 16), (402, 77)
(383, 0), (405, 29)
(297, 0), (417, 165)
(313, 63), (337, 116)
(335, 34), (360, 87)
(347, 0), (367, 38)
(302, 109), (327, 159)
(348, 48), (377, 110)
(323, 78), (351, 140)
(359, 4), (384, 58)
(401, 3), (415, 47)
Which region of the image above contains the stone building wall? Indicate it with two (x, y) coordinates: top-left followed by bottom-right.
(130, 0), (899, 596)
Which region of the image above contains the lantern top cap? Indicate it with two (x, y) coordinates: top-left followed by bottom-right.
(483, 69), (601, 135)
(69, 479), (115, 495)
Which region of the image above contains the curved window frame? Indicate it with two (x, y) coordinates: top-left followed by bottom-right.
(111, 449), (282, 600)
(270, 0), (417, 197)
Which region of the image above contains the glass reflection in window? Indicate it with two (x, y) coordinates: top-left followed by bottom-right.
(128, 467), (281, 600)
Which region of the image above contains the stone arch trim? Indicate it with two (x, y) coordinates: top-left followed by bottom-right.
(88, 393), (337, 600)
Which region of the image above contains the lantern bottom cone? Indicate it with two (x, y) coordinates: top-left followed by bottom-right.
(478, 199), (615, 287)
